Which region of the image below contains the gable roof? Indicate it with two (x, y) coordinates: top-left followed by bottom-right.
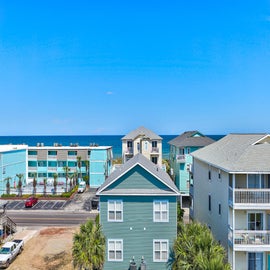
(96, 153), (180, 196)
(192, 133), (270, 173)
(121, 126), (162, 140)
(168, 131), (215, 147)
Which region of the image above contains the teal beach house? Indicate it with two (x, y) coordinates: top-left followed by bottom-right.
(0, 145), (27, 196)
(96, 154), (180, 270)
(168, 131), (214, 205)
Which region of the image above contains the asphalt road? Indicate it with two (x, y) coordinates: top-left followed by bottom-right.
(7, 211), (97, 227)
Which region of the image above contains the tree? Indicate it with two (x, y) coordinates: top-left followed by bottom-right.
(77, 156), (82, 183)
(72, 215), (105, 270)
(84, 160), (90, 186)
(167, 222), (231, 270)
(31, 172), (37, 195)
(4, 177), (11, 195)
(43, 178), (47, 197)
(63, 166), (70, 192)
(53, 173), (58, 195)
(16, 173), (24, 197)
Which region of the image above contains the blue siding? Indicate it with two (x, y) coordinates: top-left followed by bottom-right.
(0, 149), (27, 195)
(108, 165), (169, 191)
(100, 195), (177, 270)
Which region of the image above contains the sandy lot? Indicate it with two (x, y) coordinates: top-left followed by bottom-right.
(8, 226), (79, 270)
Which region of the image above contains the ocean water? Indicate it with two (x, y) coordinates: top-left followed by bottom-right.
(0, 135), (224, 159)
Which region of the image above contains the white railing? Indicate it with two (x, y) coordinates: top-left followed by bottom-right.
(151, 147), (159, 153)
(176, 155), (185, 163)
(125, 147), (133, 154)
(229, 187), (270, 204)
(229, 227), (270, 246)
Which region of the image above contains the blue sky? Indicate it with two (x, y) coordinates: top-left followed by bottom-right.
(1, 1), (270, 135)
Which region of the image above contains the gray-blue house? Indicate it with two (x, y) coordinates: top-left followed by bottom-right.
(96, 153), (180, 270)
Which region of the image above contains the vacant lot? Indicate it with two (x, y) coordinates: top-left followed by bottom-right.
(8, 226), (78, 270)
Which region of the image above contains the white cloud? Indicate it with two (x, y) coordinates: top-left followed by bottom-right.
(106, 91), (113, 95)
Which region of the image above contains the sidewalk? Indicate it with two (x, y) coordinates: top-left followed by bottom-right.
(11, 227), (40, 243)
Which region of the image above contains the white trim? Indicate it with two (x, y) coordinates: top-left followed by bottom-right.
(107, 200), (123, 222)
(153, 200), (169, 222)
(108, 239), (123, 262)
(153, 239), (169, 262)
(96, 161), (180, 196)
(252, 134), (270, 145)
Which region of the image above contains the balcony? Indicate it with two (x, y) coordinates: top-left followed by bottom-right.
(151, 147), (159, 153)
(229, 187), (270, 209)
(125, 147), (133, 155)
(176, 154), (185, 163)
(228, 227), (270, 251)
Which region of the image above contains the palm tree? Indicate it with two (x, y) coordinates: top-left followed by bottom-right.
(53, 173), (58, 195)
(84, 160), (90, 186)
(71, 171), (78, 187)
(77, 156), (82, 183)
(167, 222), (230, 270)
(63, 166), (70, 192)
(43, 178), (47, 197)
(72, 215), (105, 270)
(31, 172), (37, 195)
(16, 173), (24, 197)
(4, 177), (11, 195)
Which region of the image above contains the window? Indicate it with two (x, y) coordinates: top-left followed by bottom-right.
(38, 161), (46, 167)
(218, 169), (221, 180)
(137, 142), (140, 151)
(48, 150), (57, 156)
(186, 147), (190, 154)
(48, 161), (57, 167)
(151, 156), (158, 164)
(208, 195), (211, 211)
(179, 148), (184, 155)
(68, 150), (77, 156)
(208, 166), (211, 180)
(248, 252), (263, 270)
(108, 239), (123, 261)
(153, 240), (168, 262)
(3, 167), (6, 174)
(218, 203), (221, 215)
(127, 141), (132, 148)
(152, 141), (157, 148)
(108, 200), (123, 222)
(154, 201), (169, 222)
(28, 150), (37, 156)
(248, 213), (263, 230)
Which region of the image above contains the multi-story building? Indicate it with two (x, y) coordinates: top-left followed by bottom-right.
(0, 145), (28, 196)
(96, 153), (180, 270)
(122, 126), (163, 167)
(168, 131), (214, 205)
(191, 133), (270, 270)
(28, 144), (113, 188)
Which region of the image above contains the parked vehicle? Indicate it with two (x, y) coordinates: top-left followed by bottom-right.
(24, 197), (38, 208)
(0, 239), (24, 268)
(77, 181), (86, 193)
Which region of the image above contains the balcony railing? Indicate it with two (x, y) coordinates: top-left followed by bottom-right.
(176, 154), (185, 163)
(228, 227), (270, 246)
(125, 147), (133, 154)
(229, 187), (270, 205)
(151, 147), (159, 153)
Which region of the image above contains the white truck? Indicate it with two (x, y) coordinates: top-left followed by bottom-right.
(78, 181), (86, 193)
(0, 239), (24, 268)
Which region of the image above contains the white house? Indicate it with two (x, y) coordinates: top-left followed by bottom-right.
(191, 133), (270, 270)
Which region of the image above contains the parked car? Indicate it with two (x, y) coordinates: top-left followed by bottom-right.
(78, 181), (86, 193)
(0, 239), (24, 268)
(24, 197), (38, 208)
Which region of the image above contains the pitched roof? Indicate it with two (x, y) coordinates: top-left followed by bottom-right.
(192, 133), (270, 172)
(96, 153), (180, 196)
(121, 126), (162, 140)
(168, 131), (215, 147)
